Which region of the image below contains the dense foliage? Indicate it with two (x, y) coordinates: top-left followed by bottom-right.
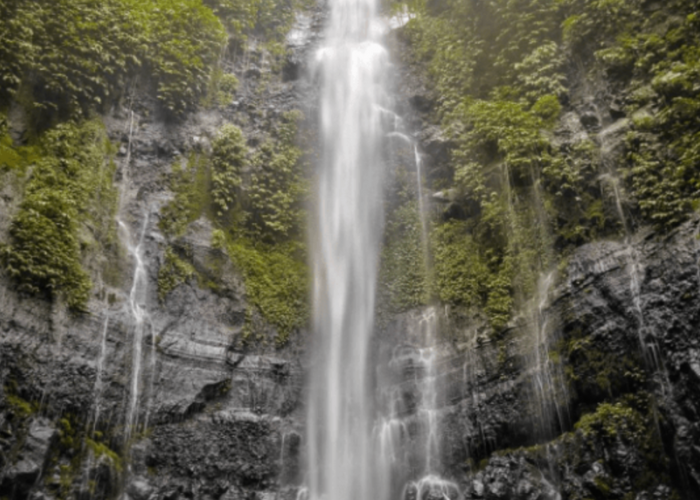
(157, 246), (196, 302)
(394, 0), (700, 329)
(211, 124), (247, 217)
(0, 119), (117, 310)
(0, 0), (227, 118)
(228, 239), (309, 346)
(245, 111), (306, 241)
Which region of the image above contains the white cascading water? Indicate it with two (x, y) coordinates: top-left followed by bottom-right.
(306, 0), (389, 496)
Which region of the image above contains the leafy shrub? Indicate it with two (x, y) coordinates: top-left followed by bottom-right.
(204, 0), (259, 39)
(211, 124), (246, 217)
(205, 70), (240, 108)
(245, 111), (305, 240)
(147, 0), (227, 115)
(560, 0), (641, 53)
(513, 42), (567, 104)
(0, 0), (139, 112)
(0, 0), (226, 118)
(1, 120), (115, 310)
(157, 246), (196, 302)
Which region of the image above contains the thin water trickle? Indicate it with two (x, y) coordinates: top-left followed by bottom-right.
(597, 133), (657, 363)
(92, 316), (110, 433)
(414, 144), (429, 251)
(695, 221), (700, 296)
(529, 272), (569, 437)
(119, 212), (151, 443)
(603, 164), (659, 369)
(115, 106), (155, 445)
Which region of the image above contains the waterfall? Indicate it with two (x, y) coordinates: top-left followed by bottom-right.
(307, 0), (389, 496)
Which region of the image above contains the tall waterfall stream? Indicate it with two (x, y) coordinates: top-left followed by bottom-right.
(306, 0), (457, 498)
(307, 0), (388, 495)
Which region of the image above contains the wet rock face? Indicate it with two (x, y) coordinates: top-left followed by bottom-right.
(0, 419), (56, 496)
(0, 8), (325, 500)
(373, 217), (700, 499)
(145, 416), (281, 495)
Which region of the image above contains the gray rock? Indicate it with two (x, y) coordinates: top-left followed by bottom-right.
(5, 458), (41, 484)
(127, 477), (155, 500)
(471, 479), (485, 497)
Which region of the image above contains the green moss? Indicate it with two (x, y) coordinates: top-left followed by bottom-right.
(430, 220), (515, 330)
(378, 198), (430, 313)
(157, 247), (196, 302)
(58, 416), (76, 451)
(431, 221), (488, 308)
(85, 437), (123, 472)
(159, 152), (210, 237)
(227, 238), (308, 346)
(5, 392), (37, 419)
(575, 401), (648, 442)
(0, 119), (117, 311)
(0, 114), (40, 173)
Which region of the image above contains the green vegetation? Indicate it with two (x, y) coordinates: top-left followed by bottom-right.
(228, 239), (309, 346)
(379, 198), (429, 313)
(5, 392), (37, 419)
(391, 0), (700, 331)
(575, 401), (647, 440)
(395, 1), (573, 329)
(0, 114), (39, 173)
(158, 246), (196, 302)
(0, 120), (117, 310)
(245, 111), (306, 241)
(159, 152), (211, 237)
(0, 0), (226, 118)
(556, 0), (700, 228)
(45, 413), (123, 499)
(158, 113), (309, 344)
(205, 0), (304, 47)
(205, 70), (240, 109)
(564, 333), (646, 402)
(85, 437), (123, 472)
(212, 124), (246, 218)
